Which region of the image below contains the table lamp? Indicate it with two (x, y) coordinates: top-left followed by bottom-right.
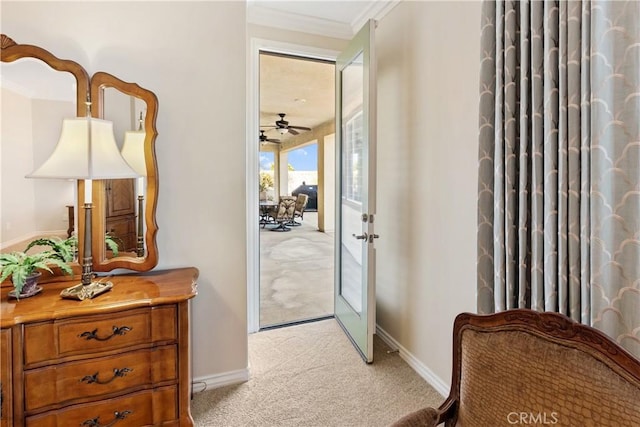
(27, 100), (139, 300)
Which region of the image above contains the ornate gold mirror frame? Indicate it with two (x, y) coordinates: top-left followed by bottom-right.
(1, 34), (159, 274)
(90, 72), (159, 271)
(1, 34), (89, 113)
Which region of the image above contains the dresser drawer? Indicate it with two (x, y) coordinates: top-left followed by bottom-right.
(24, 306), (177, 366)
(0, 328), (12, 427)
(25, 386), (178, 427)
(24, 345), (176, 412)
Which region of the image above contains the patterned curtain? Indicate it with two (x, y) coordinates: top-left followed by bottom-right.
(477, 0), (640, 359)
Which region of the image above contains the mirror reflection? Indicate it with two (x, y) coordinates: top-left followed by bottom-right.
(90, 70), (158, 272)
(0, 58), (79, 258)
(101, 87), (147, 259)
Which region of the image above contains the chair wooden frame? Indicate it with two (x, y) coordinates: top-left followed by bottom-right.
(392, 309), (640, 427)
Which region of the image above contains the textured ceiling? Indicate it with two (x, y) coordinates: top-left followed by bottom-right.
(259, 53), (334, 144)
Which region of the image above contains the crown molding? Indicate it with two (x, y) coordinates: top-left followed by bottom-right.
(247, 4), (353, 40)
(247, 1), (399, 41)
(351, 0), (400, 33)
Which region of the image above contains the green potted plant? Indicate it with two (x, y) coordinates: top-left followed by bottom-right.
(0, 249), (73, 299)
(32, 234), (120, 259)
(0, 232), (123, 298)
(25, 236), (77, 263)
(259, 172), (274, 201)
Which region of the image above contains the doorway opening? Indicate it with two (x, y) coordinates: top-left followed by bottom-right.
(258, 51), (336, 330)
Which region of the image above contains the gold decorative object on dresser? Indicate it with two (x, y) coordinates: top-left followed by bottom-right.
(1, 268), (198, 426)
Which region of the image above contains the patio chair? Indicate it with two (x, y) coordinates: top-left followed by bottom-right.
(260, 200), (279, 228)
(288, 193), (309, 226)
(270, 198), (296, 232)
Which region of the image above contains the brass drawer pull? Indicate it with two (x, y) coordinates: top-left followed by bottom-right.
(82, 410), (132, 427)
(79, 326), (132, 341)
(80, 367), (133, 385)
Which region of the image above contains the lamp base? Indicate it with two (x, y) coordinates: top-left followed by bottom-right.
(60, 281), (113, 300)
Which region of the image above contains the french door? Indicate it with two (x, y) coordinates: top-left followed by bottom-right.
(334, 19), (377, 362)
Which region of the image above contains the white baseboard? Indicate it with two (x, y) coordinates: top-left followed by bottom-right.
(376, 325), (450, 397)
(192, 367), (250, 394)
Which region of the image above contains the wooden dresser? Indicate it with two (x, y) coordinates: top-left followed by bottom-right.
(0, 268), (198, 426)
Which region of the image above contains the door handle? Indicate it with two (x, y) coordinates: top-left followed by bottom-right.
(352, 232), (368, 240)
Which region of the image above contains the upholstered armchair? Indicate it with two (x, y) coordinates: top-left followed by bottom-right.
(270, 198), (297, 232)
(289, 193), (309, 226)
(391, 309), (640, 427)
(261, 196), (292, 228)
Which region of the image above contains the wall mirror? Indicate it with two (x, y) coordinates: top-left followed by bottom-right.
(1, 34), (158, 274)
(90, 72), (159, 272)
(0, 34), (88, 278)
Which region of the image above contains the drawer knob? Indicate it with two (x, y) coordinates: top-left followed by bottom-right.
(79, 326), (132, 341)
(80, 367), (133, 385)
(82, 410), (132, 427)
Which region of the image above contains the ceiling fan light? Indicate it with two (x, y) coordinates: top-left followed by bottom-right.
(277, 127), (289, 135)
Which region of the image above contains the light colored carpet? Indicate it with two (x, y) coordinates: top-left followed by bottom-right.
(191, 319), (443, 426)
(260, 212), (334, 327)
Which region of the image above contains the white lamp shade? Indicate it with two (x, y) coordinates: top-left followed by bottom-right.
(120, 131), (147, 176)
(27, 117), (140, 180)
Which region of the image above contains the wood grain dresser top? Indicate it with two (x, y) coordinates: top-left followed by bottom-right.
(1, 267), (198, 327)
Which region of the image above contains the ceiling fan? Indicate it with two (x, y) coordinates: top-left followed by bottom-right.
(262, 113), (311, 136)
(259, 130), (281, 145)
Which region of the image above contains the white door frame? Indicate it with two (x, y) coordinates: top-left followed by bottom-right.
(246, 37), (340, 333)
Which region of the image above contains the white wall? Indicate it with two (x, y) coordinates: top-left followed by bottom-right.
(31, 99), (76, 234)
(2, 1), (248, 380)
(1, 88), (37, 243)
(375, 1), (481, 389)
(0, 90), (72, 246)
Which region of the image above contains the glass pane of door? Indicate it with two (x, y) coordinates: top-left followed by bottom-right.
(340, 56), (364, 314)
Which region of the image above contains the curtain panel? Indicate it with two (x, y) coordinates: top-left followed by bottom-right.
(477, 0), (640, 358)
